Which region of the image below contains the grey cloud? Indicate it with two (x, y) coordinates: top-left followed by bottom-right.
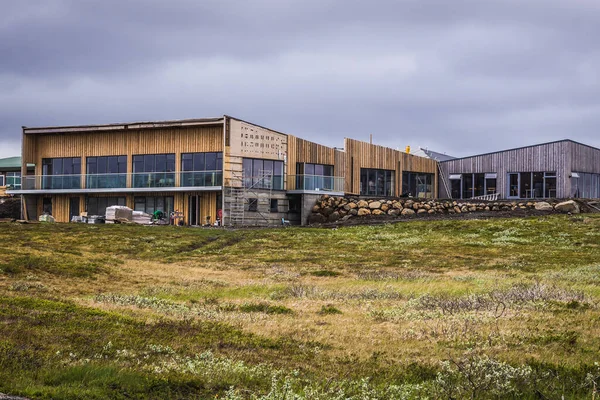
(1, 0), (599, 159)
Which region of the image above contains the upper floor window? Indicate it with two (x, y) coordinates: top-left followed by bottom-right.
(42, 157), (81, 175)
(242, 158), (284, 190)
(360, 168), (394, 197)
(181, 152), (223, 187)
(42, 157), (81, 189)
(133, 154), (175, 188)
(133, 154), (175, 173)
(87, 156), (127, 174)
(181, 152), (223, 171)
(296, 163), (335, 190)
(86, 156), (127, 188)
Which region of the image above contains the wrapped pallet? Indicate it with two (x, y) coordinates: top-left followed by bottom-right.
(132, 211), (152, 225)
(105, 206), (133, 223)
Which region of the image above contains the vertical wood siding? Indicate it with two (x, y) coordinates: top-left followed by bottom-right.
(286, 135), (347, 189)
(344, 138), (438, 196)
(438, 141), (574, 198)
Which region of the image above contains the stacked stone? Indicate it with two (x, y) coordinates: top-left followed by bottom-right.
(308, 195), (579, 224)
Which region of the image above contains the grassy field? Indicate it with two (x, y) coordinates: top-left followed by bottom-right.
(1, 214), (600, 399)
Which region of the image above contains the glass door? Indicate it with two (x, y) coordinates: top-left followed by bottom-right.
(508, 173), (520, 198)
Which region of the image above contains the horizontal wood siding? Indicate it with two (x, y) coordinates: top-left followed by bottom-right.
(439, 141), (572, 198)
(344, 138), (438, 196)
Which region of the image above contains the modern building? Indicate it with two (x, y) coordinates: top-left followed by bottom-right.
(0, 156), (34, 197)
(8, 116), (438, 225)
(438, 140), (600, 200)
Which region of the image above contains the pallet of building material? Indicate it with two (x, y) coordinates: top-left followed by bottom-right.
(132, 211), (152, 225)
(105, 206), (133, 222)
(39, 214), (55, 223)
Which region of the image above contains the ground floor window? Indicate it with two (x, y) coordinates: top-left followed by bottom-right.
(507, 172), (556, 198)
(572, 172), (600, 198)
(0, 175), (4, 186)
(87, 197), (126, 216)
(134, 196), (174, 216)
(449, 173), (497, 199)
(402, 172), (434, 198)
(360, 168), (394, 197)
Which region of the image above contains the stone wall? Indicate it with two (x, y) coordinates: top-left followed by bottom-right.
(308, 195), (580, 224)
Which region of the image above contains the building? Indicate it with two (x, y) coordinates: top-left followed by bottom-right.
(8, 116), (438, 225)
(438, 140), (600, 200)
(0, 156), (34, 197)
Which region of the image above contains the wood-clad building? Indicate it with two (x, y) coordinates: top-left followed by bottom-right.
(438, 140), (600, 200)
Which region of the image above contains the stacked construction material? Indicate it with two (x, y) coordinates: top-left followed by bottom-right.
(105, 206), (133, 223)
(132, 210), (152, 225)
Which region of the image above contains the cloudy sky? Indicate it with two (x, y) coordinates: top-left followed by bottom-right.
(1, 0), (599, 158)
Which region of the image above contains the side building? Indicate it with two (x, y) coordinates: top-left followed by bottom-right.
(0, 156), (34, 197)
(438, 140), (600, 200)
(8, 116), (438, 225)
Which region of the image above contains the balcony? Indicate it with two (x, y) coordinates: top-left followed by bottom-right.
(13, 171), (223, 194)
(287, 175), (345, 193)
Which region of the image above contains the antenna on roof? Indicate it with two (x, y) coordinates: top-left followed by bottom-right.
(369, 134), (373, 144)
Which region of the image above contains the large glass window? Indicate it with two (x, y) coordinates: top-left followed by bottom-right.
(508, 172), (556, 198)
(296, 163), (335, 190)
(242, 158), (284, 190)
(573, 172), (600, 198)
(132, 154), (175, 188)
(402, 172), (434, 198)
(134, 196), (174, 216)
(360, 168), (394, 197)
(87, 197), (126, 216)
(86, 156), (127, 188)
(450, 173), (497, 199)
(181, 152), (223, 186)
(42, 157), (81, 189)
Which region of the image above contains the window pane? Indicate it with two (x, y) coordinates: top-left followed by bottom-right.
(463, 174), (473, 199)
(53, 159), (63, 174)
(144, 155), (154, 172)
(205, 153), (216, 170)
(108, 156), (118, 173)
(274, 161), (283, 175)
(166, 154), (175, 172)
(216, 153), (223, 170)
(520, 172), (532, 198)
(243, 158), (252, 187)
(314, 164), (324, 176)
(474, 173), (485, 197)
(305, 164), (315, 175)
(155, 154), (166, 172)
(193, 153), (205, 171)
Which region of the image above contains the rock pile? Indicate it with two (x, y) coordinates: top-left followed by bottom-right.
(308, 195), (579, 224)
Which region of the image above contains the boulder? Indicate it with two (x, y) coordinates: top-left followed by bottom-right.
(555, 200), (580, 214)
(349, 209), (358, 216)
(368, 201), (382, 209)
(372, 209), (385, 216)
(357, 208), (372, 216)
(308, 213), (327, 224)
(401, 208), (415, 216)
(534, 201), (553, 211)
(380, 203), (389, 212)
(328, 212), (340, 222)
(311, 205), (321, 213)
(417, 209), (427, 214)
(347, 202), (357, 209)
(388, 209), (400, 216)
(357, 200), (369, 208)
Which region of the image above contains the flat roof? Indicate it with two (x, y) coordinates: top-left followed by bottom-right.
(23, 117), (225, 134)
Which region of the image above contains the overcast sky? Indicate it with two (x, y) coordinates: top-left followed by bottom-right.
(1, 0), (599, 159)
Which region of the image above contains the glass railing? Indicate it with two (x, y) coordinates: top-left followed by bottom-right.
(288, 175), (345, 192)
(86, 174), (127, 189)
(132, 172), (176, 188)
(242, 175), (285, 190)
(14, 172), (224, 191)
(180, 171), (223, 187)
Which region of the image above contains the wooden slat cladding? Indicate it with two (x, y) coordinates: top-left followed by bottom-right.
(570, 141), (600, 174)
(286, 135), (346, 177)
(344, 138), (438, 196)
(438, 140), (575, 198)
(28, 125), (223, 175)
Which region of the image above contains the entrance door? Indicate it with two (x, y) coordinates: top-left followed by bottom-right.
(69, 197), (80, 220)
(508, 173), (520, 198)
(188, 195), (201, 226)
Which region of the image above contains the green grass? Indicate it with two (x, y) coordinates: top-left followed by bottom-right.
(0, 215), (600, 399)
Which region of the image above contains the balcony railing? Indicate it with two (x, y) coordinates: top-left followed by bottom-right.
(287, 175), (345, 192)
(19, 171), (223, 191)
